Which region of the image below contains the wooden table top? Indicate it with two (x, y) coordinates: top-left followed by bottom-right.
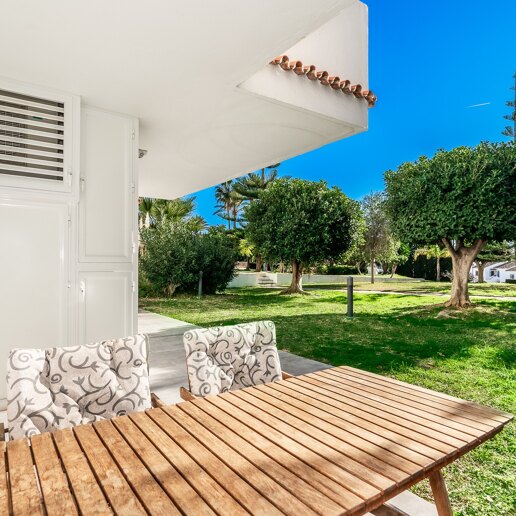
(0, 366), (512, 515)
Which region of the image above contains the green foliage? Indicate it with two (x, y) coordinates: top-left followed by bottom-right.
(233, 164), (279, 200)
(139, 222), (237, 296)
(214, 180), (245, 229)
(245, 178), (362, 267)
(502, 71), (516, 141)
(475, 241), (514, 264)
(325, 264), (359, 275)
(361, 192), (391, 261)
(385, 142), (516, 244)
(413, 244), (450, 261)
(138, 196), (205, 231)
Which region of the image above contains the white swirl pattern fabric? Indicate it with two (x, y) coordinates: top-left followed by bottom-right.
(7, 334), (151, 440)
(183, 320), (283, 397)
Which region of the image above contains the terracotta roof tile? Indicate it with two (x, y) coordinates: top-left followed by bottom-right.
(270, 55), (377, 107)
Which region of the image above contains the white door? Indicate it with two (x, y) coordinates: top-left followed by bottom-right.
(79, 107), (135, 263)
(0, 198), (69, 402)
(78, 271), (134, 345)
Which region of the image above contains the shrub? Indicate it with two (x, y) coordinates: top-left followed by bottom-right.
(326, 264), (359, 275)
(140, 223), (237, 296)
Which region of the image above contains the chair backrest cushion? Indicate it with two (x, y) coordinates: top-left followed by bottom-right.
(7, 334), (151, 440)
(183, 320), (282, 397)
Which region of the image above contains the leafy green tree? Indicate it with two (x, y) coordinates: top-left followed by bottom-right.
(385, 142), (516, 307)
(381, 240), (410, 278)
(413, 245), (450, 282)
(245, 178), (362, 294)
(361, 193), (392, 284)
(473, 241), (513, 283)
(140, 222), (237, 296)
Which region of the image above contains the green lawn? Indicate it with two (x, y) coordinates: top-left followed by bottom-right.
(140, 289), (515, 515)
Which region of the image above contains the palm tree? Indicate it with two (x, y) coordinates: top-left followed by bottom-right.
(139, 196), (205, 230)
(233, 163), (280, 271)
(138, 197), (155, 229)
(233, 163), (279, 199)
(414, 245), (450, 282)
(238, 238), (255, 269)
(214, 181), (234, 229)
(214, 181), (245, 229)
(153, 197), (196, 224)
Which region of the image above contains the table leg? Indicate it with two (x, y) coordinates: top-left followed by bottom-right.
(429, 470), (452, 516)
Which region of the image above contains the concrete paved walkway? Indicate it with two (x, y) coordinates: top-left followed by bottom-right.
(141, 310), (331, 404)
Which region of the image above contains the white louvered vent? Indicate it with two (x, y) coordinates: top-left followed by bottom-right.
(0, 89), (65, 182)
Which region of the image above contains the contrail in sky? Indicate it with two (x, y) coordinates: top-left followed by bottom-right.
(466, 102), (491, 108)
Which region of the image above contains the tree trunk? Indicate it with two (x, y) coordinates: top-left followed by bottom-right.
(356, 262), (362, 275)
(436, 257), (441, 282)
(279, 260), (284, 273)
(442, 238), (485, 308)
(390, 263), (398, 278)
(281, 260), (305, 294)
(370, 257), (375, 284)
(476, 262), (486, 283)
(255, 255), (262, 272)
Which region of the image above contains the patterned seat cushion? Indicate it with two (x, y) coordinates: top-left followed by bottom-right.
(7, 334), (151, 440)
(183, 320), (282, 397)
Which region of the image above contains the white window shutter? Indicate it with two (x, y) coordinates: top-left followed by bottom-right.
(0, 89), (66, 183)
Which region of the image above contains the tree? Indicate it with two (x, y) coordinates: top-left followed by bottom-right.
(381, 240), (410, 278)
(140, 221), (237, 296)
(234, 163), (280, 271)
(214, 181), (244, 229)
(473, 241), (513, 283)
(361, 193), (391, 284)
(233, 164), (280, 199)
(385, 142), (516, 307)
(413, 245), (450, 282)
(502, 71), (516, 142)
(245, 178), (362, 294)
(138, 196), (204, 229)
(238, 238), (255, 269)
(138, 197), (155, 229)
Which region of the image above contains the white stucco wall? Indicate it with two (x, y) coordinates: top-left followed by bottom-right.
(228, 272), (421, 288)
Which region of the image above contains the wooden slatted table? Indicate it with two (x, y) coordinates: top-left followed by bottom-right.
(0, 366), (512, 515)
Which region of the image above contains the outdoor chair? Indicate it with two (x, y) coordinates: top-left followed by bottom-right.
(5, 334), (163, 440)
(180, 320), (292, 401)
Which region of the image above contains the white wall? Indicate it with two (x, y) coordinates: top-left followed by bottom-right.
(0, 79), (138, 405)
(228, 272), (419, 288)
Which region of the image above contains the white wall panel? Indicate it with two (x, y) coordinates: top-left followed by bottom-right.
(78, 271), (134, 345)
(79, 107), (135, 262)
(0, 198), (69, 401)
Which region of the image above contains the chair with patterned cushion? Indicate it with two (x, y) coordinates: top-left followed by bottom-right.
(5, 334), (162, 440)
(180, 320), (292, 401)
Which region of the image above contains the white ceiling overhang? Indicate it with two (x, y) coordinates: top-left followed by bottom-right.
(0, 0), (369, 199)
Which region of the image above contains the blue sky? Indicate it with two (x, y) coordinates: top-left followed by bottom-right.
(193, 0), (516, 226)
